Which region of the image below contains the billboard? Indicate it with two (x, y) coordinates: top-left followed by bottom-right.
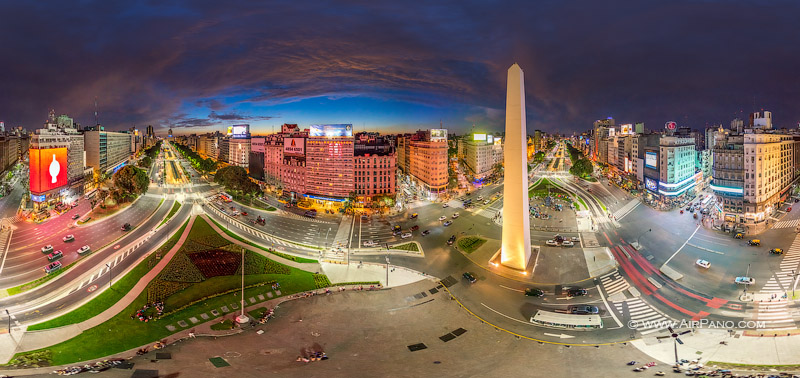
(31, 193), (45, 202)
(608, 127), (616, 137)
(486, 135), (494, 144)
(494, 138), (502, 146)
(284, 138), (305, 155)
(30, 147), (68, 194)
(620, 124), (633, 134)
(310, 124), (353, 137)
(473, 133), (486, 141)
(644, 177), (658, 192)
(232, 124), (249, 138)
(226, 126), (233, 136)
(430, 129), (447, 142)
(645, 151), (658, 169)
(665, 121), (677, 131)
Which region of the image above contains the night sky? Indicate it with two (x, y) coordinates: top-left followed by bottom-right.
(1, 1), (799, 136)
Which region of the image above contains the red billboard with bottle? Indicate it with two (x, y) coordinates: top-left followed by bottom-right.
(29, 147), (68, 195)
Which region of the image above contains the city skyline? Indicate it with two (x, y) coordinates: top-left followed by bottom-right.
(2, 1), (800, 136)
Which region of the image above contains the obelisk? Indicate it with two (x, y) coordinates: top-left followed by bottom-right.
(500, 63), (531, 270)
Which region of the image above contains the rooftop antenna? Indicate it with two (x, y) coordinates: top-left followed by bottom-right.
(94, 96), (99, 126)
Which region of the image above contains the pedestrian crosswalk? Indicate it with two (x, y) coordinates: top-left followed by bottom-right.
(614, 297), (672, 335)
(611, 200), (640, 221)
(771, 218), (800, 229)
(600, 271), (629, 296)
(753, 232), (800, 329)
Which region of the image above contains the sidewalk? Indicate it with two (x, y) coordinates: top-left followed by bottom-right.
(633, 328), (800, 366)
(0, 216), (197, 364)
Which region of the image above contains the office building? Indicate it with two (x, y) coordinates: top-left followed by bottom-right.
(84, 129), (132, 176)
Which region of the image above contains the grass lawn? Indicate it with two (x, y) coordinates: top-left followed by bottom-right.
(391, 242), (419, 252)
(457, 236), (487, 254)
(208, 217), (318, 263)
(159, 201), (181, 227)
(27, 220), (191, 331)
(83, 201), (134, 224)
(8, 242), (318, 366)
(247, 307), (268, 320)
(210, 319), (235, 331)
(577, 196), (588, 210)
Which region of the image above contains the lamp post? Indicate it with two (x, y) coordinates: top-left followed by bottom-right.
(635, 228), (652, 249)
(385, 256), (390, 287)
(235, 246), (249, 324)
(106, 262), (112, 290)
(4, 309), (10, 334)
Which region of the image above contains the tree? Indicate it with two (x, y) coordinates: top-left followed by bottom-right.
(214, 166), (260, 195)
(113, 165), (149, 202)
(492, 162), (504, 177)
(138, 156), (152, 169)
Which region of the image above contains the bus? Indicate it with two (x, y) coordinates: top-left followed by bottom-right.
(84, 189), (98, 200)
(530, 310), (603, 330)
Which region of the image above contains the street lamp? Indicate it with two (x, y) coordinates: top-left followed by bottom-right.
(235, 246), (249, 324)
(635, 229), (652, 249)
(4, 309), (10, 334)
(385, 256), (390, 287)
(106, 262), (113, 290)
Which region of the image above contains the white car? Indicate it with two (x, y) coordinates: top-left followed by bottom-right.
(63, 234), (75, 242)
(545, 240), (558, 246)
(438, 216), (447, 221)
(41, 245), (54, 253)
(77, 245), (91, 255)
(695, 259), (711, 269)
(477, 196), (484, 201)
(561, 240), (574, 247)
(363, 240), (378, 247)
(483, 200), (490, 205)
(442, 203), (449, 208)
(401, 232), (412, 239)
(452, 213), (460, 219)
(569, 236), (580, 242)
(735, 276), (755, 285)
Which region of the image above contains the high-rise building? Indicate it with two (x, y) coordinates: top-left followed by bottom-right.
(407, 129), (448, 198)
(306, 124), (355, 200)
(84, 129), (133, 176)
(464, 133), (503, 179)
(249, 137), (265, 181)
(227, 138), (250, 167)
(354, 132), (396, 203)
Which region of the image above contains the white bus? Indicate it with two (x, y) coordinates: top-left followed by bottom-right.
(530, 310), (603, 330)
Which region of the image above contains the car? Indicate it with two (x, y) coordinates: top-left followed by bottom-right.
(447, 235), (456, 245)
(789, 207), (793, 212)
(568, 305), (599, 315)
(41, 245), (54, 254)
(47, 250), (63, 261)
(410, 225), (420, 231)
(421, 230), (431, 236)
(695, 259), (711, 269)
(361, 214), (368, 221)
(121, 223), (131, 231)
(72, 214), (80, 220)
(477, 196), (484, 201)
(524, 288), (544, 297)
(545, 240), (558, 246)
(401, 232), (413, 239)
(735, 276), (755, 285)
(44, 261), (63, 274)
(442, 203), (449, 208)
(63, 234), (74, 242)
(443, 220), (453, 227)
(569, 236), (580, 242)
(463, 272), (477, 283)
(566, 288), (587, 297)
(392, 225), (401, 231)
(553, 234), (564, 243)
(77, 245), (91, 255)
(770, 248), (784, 254)
(734, 233), (743, 239)
(409, 213), (418, 219)
(363, 240), (378, 247)
(452, 213), (460, 219)
(240, 211), (248, 216)
(483, 200), (490, 205)
(748, 239), (761, 246)
(561, 240), (574, 247)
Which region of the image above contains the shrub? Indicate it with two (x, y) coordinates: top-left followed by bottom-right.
(234, 250), (269, 275)
(147, 280), (192, 303)
(158, 252), (205, 283)
(188, 250), (240, 278)
(313, 274), (331, 288)
(264, 258), (291, 275)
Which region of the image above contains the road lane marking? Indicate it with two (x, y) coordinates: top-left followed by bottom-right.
(662, 225), (701, 267)
(596, 284), (623, 328)
(499, 285), (524, 292)
(480, 302), (534, 326)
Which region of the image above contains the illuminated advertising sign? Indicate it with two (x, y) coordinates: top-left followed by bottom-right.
(620, 124), (633, 134)
(310, 124), (353, 137)
(645, 151), (658, 169)
(473, 133), (486, 141)
(586, 138), (590, 145)
(494, 138), (502, 146)
(429, 129), (447, 142)
(31, 193), (45, 202)
(608, 127), (616, 137)
(226, 126), (233, 136)
(283, 138), (305, 155)
(486, 135), (494, 144)
(645, 177), (658, 192)
(29, 147), (68, 194)
(665, 121), (677, 131)
(232, 124), (249, 138)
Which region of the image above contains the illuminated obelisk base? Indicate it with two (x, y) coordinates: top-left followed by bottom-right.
(490, 246), (538, 277)
(498, 63), (532, 271)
